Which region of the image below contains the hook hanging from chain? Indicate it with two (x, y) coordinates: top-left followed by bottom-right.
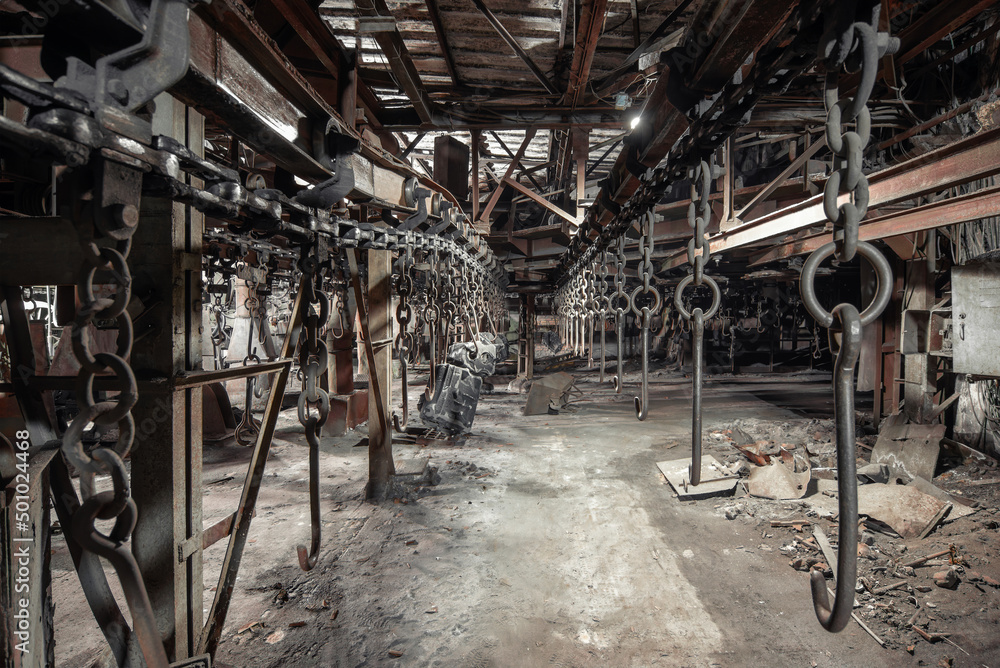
(612, 235), (629, 393)
(598, 249), (610, 384)
(296, 258), (330, 572)
(393, 244), (414, 433)
(236, 272), (264, 446)
(674, 159), (721, 485)
(631, 211), (661, 421)
(802, 1), (897, 632)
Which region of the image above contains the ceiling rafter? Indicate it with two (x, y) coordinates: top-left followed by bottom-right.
(470, 0), (561, 95)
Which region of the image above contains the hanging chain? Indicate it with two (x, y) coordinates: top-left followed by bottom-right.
(800, 0), (897, 634)
(674, 159), (722, 486)
(63, 161), (171, 668)
(584, 263), (597, 367)
(611, 234), (629, 392)
(631, 211), (661, 420)
(393, 244), (415, 431)
(598, 249), (610, 383)
(296, 251), (330, 571)
(236, 269), (264, 446)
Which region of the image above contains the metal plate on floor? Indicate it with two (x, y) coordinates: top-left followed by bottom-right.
(657, 455), (739, 499)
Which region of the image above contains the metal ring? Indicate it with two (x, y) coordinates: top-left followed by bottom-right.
(297, 389), (330, 427)
(71, 314), (133, 374)
(799, 241), (893, 328)
(629, 285), (662, 319)
(673, 274), (721, 321)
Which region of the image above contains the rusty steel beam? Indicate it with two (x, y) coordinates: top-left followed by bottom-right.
(875, 89), (998, 151)
(688, 0), (798, 91)
(490, 130), (543, 191)
(562, 0), (609, 109)
(660, 127), (1000, 269)
(180, 8), (485, 228)
(502, 177), (579, 226)
(590, 0), (692, 96)
(893, 0), (998, 68)
(734, 135), (826, 220)
(266, 0), (341, 86)
(749, 184), (1000, 265)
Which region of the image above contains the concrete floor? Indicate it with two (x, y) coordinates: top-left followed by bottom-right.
(208, 369), (904, 668)
(57, 367), (991, 666)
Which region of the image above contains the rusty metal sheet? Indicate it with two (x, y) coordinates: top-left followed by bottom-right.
(858, 484), (950, 539)
(871, 414), (944, 482)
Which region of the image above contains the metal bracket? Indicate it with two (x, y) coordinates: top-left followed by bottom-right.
(294, 120), (360, 208)
(55, 0), (199, 141)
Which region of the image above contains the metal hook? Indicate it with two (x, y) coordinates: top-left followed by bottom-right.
(296, 415), (322, 571)
(811, 303), (862, 632)
(633, 322), (649, 421)
(688, 308), (704, 484)
(392, 340), (409, 433)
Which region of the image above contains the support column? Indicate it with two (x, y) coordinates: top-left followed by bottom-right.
(365, 248), (394, 499)
(526, 293), (536, 380)
(903, 261), (937, 422)
(130, 94), (204, 662)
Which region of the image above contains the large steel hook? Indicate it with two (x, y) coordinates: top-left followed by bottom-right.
(674, 274), (721, 484)
(800, 240), (892, 631)
(630, 285), (661, 421)
(810, 303), (862, 632)
(296, 414), (323, 571)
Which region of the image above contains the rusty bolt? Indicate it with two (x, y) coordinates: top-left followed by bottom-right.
(112, 204), (139, 230)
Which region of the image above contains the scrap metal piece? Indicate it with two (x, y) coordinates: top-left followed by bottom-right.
(419, 363), (483, 434)
(523, 372), (576, 416)
(871, 413), (944, 482)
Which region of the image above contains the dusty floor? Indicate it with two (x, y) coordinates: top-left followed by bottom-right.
(53, 361), (1000, 667)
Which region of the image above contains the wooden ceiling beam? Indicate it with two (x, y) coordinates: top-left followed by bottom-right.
(469, 0), (560, 95)
(478, 128), (537, 227)
(423, 0), (462, 87)
(561, 0), (609, 109)
(355, 0), (439, 124)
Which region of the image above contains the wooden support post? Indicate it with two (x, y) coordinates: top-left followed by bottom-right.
(339, 48), (358, 130)
(130, 94), (204, 662)
(355, 247), (394, 499)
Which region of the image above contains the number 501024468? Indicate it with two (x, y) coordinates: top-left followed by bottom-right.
(12, 429), (32, 533)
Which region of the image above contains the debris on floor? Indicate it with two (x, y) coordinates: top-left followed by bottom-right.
(523, 371), (578, 415)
